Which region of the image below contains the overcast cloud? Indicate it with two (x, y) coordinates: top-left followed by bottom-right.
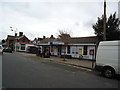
(0, 0), (119, 40)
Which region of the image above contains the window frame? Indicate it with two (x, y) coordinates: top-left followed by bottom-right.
(83, 45), (88, 55)
(21, 44), (25, 50)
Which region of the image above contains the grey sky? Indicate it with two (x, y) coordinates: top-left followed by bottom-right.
(0, 0), (119, 40)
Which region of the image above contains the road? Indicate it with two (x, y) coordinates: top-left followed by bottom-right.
(0, 54), (2, 90)
(2, 53), (119, 88)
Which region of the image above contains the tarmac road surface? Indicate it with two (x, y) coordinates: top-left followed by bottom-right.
(2, 53), (119, 88)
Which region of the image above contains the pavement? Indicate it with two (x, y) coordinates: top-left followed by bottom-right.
(14, 52), (96, 70)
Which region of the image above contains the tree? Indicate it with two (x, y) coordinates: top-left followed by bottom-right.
(57, 30), (71, 61)
(93, 12), (120, 42)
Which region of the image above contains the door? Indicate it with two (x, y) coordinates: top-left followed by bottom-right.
(58, 46), (61, 56)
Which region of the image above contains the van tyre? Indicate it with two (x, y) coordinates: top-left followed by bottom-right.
(102, 67), (115, 78)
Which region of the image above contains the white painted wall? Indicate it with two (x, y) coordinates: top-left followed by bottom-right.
(15, 43), (20, 51)
(70, 46), (83, 58)
(88, 46), (95, 59)
(25, 44), (35, 52)
(82, 46), (95, 60)
(61, 46), (67, 55)
(70, 45), (96, 60)
(15, 43), (35, 52)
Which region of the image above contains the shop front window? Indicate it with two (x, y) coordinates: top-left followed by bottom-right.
(67, 46), (70, 54)
(21, 44), (25, 50)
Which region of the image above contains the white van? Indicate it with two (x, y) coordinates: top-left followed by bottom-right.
(95, 40), (120, 78)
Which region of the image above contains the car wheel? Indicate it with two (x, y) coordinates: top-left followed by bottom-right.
(102, 67), (115, 78)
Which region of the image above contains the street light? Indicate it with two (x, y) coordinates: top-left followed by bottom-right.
(10, 26), (18, 33)
(10, 26), (18, 51)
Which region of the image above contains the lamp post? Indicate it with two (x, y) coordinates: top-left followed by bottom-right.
(10, 26), (18, 36)
(103, 0), (107, 41)
(10, 26), (18, 51)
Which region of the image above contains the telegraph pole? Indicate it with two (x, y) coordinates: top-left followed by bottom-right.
(103, 0), (107, 41)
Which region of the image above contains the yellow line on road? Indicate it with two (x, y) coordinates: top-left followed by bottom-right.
(72, 66), (92, 71)
(52, 61), (92, 72)
(42, 58), (93, 72)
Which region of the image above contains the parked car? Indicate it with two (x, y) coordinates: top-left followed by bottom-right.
(95, 40), (120, 78)
(3, 47), (13, 53)
(0, 45), (3, 54)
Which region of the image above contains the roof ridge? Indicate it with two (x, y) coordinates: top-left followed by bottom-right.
(8, 35), (14, 37)
(71, 36), (96, 39)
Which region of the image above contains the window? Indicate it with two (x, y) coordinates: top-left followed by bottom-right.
(62, 46), (65, 53)
(50, 46), (53, 52)
(21, 44), (25, 50)
(83, 46), (87, 55)
(72, 48), (75, 54)
(16, 46), (19, 50)
(67, 46), (70, 54)
(76, 52), (78, 54)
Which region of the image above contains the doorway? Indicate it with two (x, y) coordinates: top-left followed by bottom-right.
(57, 46), (61, 56)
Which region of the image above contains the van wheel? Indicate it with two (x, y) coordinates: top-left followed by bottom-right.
(102, 67), (115, 78)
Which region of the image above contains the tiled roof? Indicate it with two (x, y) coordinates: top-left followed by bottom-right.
(17, 35), (30, 41)
(6, 35), (29, 41)
(40, 38), (57, 43)
(6, 35), (19, 40)
(39, 36), (97, 44)
(67, 36), (97, 44)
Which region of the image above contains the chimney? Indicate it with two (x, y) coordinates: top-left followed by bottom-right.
(43, 36), (46, 39)
(15, 33), (17, 37)
(19, 32), (23, 37)
(38, 38), (42, 41)
(50, 35), (55, 39)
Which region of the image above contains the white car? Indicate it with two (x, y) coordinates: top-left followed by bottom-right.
(0, 45), (3, 54)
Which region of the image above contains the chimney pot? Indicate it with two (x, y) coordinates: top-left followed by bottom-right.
(19, 32), (23, 37)
(15, 33), (17, 37)
(43, 36), (46, 39)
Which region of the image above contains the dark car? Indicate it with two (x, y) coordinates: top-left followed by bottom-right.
(3, 47), (13, 53)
